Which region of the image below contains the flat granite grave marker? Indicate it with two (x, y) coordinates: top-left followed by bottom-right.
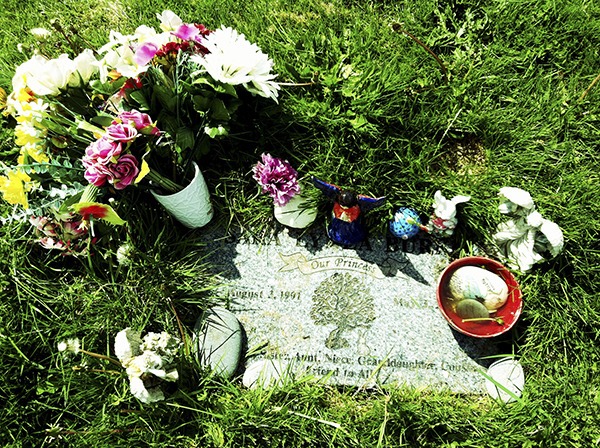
(201, 229), (501, 393)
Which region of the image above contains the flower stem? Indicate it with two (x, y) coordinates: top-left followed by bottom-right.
(79, 349), (123, 367)
(145, 169), (183, 194)
(461, 317), (505, 325)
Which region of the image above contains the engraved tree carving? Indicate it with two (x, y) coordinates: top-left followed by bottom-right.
(310, 273), (376, 349)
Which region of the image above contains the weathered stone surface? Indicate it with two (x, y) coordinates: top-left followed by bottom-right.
(192, 307), (243, 378)
(200, 228), (501, 393)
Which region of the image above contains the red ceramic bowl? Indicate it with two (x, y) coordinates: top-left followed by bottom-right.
(436, 256), (523, 338)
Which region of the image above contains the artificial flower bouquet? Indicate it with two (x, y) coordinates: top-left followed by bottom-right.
(59, 328), (182, 404)
(0, 10), (280, 254)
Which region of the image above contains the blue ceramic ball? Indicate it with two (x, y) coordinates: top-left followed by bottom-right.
(389, 207), (422, 239)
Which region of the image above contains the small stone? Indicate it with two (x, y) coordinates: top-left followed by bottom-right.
(485, 358), (524, 403)
(192, 307), (243, 378)
(447, 266), (508, 311)
(455, 299), (490, 319)
(242, 359), (291, 390)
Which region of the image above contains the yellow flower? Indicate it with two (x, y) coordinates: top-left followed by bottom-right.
(0, 87), (6, 111)
(0, 170), (32, 209)
(19, 144), (49, 164)
(14, 123), (45, 147)
(15, 98), (48, 123)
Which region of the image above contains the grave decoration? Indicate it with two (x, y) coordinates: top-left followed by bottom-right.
(312, 177), (386, 246)
(436, 256), (523, 338)
(253, 153), (317, 229)
(58, 328), (182, 404)
(389, 207), (428, 240)
(9, 10), (572, 406)
(0, 10), (280, 250)
(425, 190), (471, 236)
(493, 187), (564, 272)
(389, 191), (470, 241)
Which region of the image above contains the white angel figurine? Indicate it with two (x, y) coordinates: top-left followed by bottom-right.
(493, 188), (564, 272)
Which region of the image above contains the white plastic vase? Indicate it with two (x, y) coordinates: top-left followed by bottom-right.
(273, 194), (317, 229)
(151, 162), (213, 228)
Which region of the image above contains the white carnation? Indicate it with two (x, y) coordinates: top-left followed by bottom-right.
(128, 376), (165, 403)
(192, 26), (279, 101)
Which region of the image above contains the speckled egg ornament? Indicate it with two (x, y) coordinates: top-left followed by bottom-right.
(389, 207), (424, 239)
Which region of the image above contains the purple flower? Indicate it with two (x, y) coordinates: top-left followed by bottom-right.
(173, 23), (200, 41)
(252, 153), (300, 206)
(134, 42), (160, 66)
(105, 123), (138, 143)
(106, 154), (140, 190)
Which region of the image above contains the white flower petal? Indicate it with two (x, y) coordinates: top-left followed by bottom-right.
(57, 338), (80, 354)
(157, 10), (182, 32)
(193, 26), (279, 101)
(128, 376), (165, 403)
(114, 328), (142, 364)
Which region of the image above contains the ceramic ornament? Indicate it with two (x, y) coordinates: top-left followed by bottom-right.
(312, 177), (385, 246)
(389, 207), (428, 240)
(427, 190), (470, 236)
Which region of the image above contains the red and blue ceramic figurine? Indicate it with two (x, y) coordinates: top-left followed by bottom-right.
(312, 177), (385, 246)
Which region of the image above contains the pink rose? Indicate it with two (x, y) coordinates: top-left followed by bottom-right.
(106, 154), (140, 190)
(105, 123), (138, 142)
(83, 163), (111, 187)
(84, 137), (122, 165)
(117, 110), (159, 136)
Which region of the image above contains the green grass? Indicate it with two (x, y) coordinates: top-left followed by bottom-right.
(1, 0), (600, 446)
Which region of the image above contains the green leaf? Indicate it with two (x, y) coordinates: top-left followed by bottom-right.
(210, 99), (231, 121)
(128, 90), (150, 111)
(192, 94), (212, 113)
(153, 85), (178, 113)
(89, 78), (124, 96)
(90, 114), (115, 128)
(204, 125), (228, 139)
(175, 126), (195, 151)
(157, 112), (180, 137)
